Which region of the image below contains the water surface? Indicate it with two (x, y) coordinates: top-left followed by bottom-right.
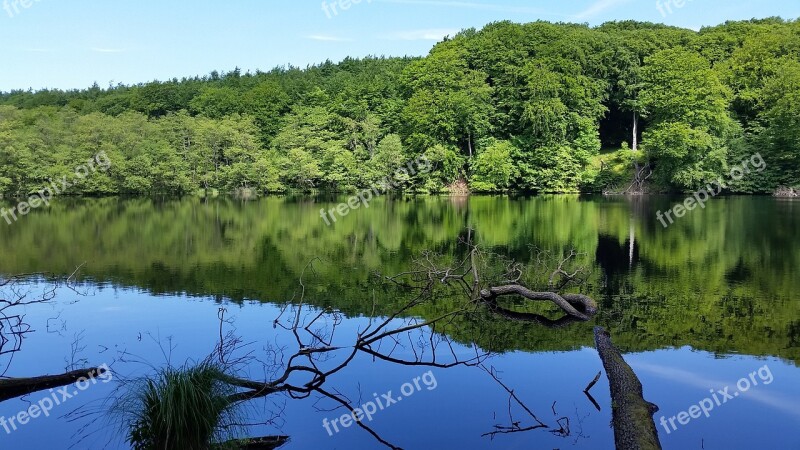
(0, 195), (798, 449)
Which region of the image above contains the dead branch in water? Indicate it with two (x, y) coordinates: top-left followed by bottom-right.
(386, 238), (598, 325)
(480, 285), (597, 321)
(0, 270), (105, 403)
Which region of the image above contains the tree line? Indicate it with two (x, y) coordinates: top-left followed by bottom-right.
(1, 18), (798, 196)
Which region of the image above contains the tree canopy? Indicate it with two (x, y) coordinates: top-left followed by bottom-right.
(1, 18), (798, 196)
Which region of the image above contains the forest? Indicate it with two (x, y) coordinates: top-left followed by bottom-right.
(1, 18), (799, 196)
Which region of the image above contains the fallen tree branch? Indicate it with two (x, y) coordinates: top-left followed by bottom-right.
(594, 327), (661, 450)
(480, 285), (598, 321)
(584, 371), (602, 394)
(480, 364), (550, 439)
(0, 366), (107, 402)
(583, 371), (603, 412)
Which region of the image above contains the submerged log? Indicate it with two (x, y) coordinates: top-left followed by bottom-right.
(594, 327), (662, 450)
(480, 284), (598, 321)
(217, 435), (289, 450)
(0, 367), (107, 402)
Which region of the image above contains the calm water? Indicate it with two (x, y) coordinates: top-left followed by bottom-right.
(0, 195), (798, 450)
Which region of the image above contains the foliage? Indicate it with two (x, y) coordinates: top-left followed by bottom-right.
(469, 139), (517, 192)
(1, 19), (799, 195)
(639, 48), (735, 189)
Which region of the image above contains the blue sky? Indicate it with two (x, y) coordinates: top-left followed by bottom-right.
(0, 0), (798, 91)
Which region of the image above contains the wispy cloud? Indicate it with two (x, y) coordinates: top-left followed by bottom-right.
(380, 28), (460, 41)
(632, 362), (800, 419)
(574, 0), (632, 20)
(304, 34), (353, 42)
(375, 0), (566, 17)
(91, 47), (126, 53)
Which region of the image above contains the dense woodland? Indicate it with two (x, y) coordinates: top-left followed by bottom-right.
(1, 18), (799, 196)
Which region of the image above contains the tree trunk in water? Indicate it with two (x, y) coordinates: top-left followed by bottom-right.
(0, 367), (107, 403)
(480, 285), (598, 321)
(594, 327), (662, 450)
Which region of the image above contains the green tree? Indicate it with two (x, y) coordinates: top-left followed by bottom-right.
(470, 139), (517, 192)
(639, 48), (735, 189)
(760, 60), (800, 187)
(402, 38), (494, 157)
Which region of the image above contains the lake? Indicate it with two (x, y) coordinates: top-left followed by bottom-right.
(0, 195), (798, 449)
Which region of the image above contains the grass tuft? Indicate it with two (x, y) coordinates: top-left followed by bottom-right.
(115, 360), (243, 450)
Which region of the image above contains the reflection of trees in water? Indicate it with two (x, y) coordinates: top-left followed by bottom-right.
(595, 234), (637, 301)
(97, 244), (616, 449)
(385, 238), (661, 448)
(0, 239), (675, 449)
(98, 257), (492, 449)
(0, 197), (797, 362)
(0, 273), (107, 404)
